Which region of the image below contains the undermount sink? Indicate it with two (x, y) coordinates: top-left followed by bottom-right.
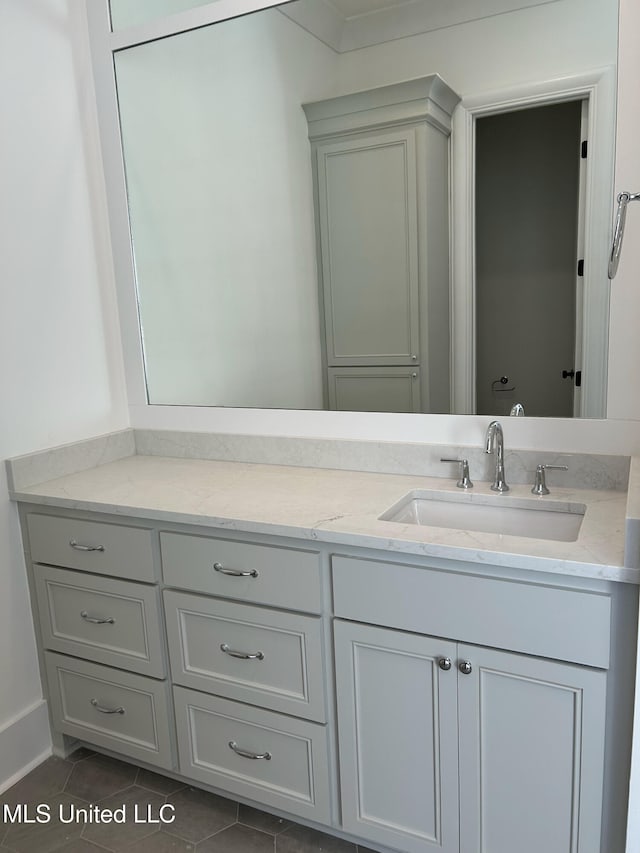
(379, 490), (586, 542)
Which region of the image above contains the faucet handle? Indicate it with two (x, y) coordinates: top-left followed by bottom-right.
(440, 458), (473, 489)
(531, 464), (569, 496)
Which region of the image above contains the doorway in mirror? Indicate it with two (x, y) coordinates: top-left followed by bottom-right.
(475, 99), (586, 418)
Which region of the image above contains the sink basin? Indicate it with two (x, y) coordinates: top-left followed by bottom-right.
(379, 490), (585, 542)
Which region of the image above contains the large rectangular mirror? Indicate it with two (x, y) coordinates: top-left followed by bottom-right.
(112, 0), (618, 417)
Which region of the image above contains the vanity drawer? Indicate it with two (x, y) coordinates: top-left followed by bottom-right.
(45, 652), (174, 770)
(174, 686), (330, 824)
(27, 514), (155, 582)
(35, 566), (165, 677)
(164, 591), (325, 721)
(332, 555), (611, 668)
(161, 532), (322, 613)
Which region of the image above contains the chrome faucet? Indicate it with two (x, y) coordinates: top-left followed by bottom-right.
(485, 421), (509, 492)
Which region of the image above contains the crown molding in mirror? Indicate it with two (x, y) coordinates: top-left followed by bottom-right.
(303, 74), (461, 138)
(282, 0), (564, 53)
(107, 0), (566, 53)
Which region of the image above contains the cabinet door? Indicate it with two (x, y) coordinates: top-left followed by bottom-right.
(327, 366), (421, 412)
(316, 128), (420, 366)
(457, 644), (607, 853)
(334, 621), (459, 853)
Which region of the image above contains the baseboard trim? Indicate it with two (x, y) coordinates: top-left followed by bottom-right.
(0, 699), (52, 794)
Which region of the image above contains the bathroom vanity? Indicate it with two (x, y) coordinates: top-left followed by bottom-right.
(7, 432), (639, 853)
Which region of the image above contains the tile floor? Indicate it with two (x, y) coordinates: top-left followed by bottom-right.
(0, 750), (375, 852)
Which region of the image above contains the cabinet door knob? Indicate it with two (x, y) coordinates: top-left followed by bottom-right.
(438, 657), (452, 671)
(459, 660), (473, 675)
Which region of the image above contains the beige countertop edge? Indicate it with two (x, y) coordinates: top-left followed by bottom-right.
(11, 450), (640, 584)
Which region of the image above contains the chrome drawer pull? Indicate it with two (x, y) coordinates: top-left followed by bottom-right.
(220, 643), (264, 661)
(90, 698), (125, 715)
(81, 610), (115, 625)
(213, 562), (258, 578)
(69, 540), (105, 553)
(228, 741), (271, 761)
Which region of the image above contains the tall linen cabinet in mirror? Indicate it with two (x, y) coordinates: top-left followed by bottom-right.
(303, 76), (460, 413)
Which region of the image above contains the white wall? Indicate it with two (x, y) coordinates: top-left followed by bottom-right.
(0, 0), (128, 787)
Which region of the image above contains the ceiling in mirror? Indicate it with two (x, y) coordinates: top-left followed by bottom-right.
(112, 0), (618, 417)
(281, 0), (564, 51)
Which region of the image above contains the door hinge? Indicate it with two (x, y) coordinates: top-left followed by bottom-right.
(577, 259), (584, 276)
(581, 140), (588, 159)
(562, 369), (582, 387)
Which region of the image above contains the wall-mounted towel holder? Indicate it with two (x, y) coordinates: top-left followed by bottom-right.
(608, 191), (640, 279)
(491, 376), (516, 392)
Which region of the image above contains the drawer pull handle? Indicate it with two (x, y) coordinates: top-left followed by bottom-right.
(228, 741), (271, 761)
(69, 540), (105, 553)
(81, 611), (115, 625)
(220, 643), (264, 661)
(213, 562), (258, 578)
(90, 698), (125, 715)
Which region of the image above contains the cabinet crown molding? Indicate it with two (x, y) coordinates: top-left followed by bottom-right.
(303, 74), (461, 139)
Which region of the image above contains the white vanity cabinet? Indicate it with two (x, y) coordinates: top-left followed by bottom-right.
(16, 503), (634, 853)
(332, 555), (610, 853)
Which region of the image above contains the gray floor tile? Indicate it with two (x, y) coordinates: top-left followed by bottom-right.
(136, 768), (186, 796)
(2, 792), (88, 853)
(163, 787), (237, 843)
(64, 754), (137, 802)
(276, 824), (357, 853)
(81, 785), (166, 851)
(1, 755), (373, 853)
(237, 805), (291, 836)
(1, 757), (73, 809)
(198, 823), (275, 852)
(125, 830), (196, 851)
(49, 841), (109, 852)
(65, 748), (96, 764)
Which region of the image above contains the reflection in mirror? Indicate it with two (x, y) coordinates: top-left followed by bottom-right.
(113, 0), (618, 417)
(475, 100), (584, 418)
(109, 0), (214, 31)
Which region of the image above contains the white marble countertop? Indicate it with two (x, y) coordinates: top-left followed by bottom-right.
(9, 453), (636, 584)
